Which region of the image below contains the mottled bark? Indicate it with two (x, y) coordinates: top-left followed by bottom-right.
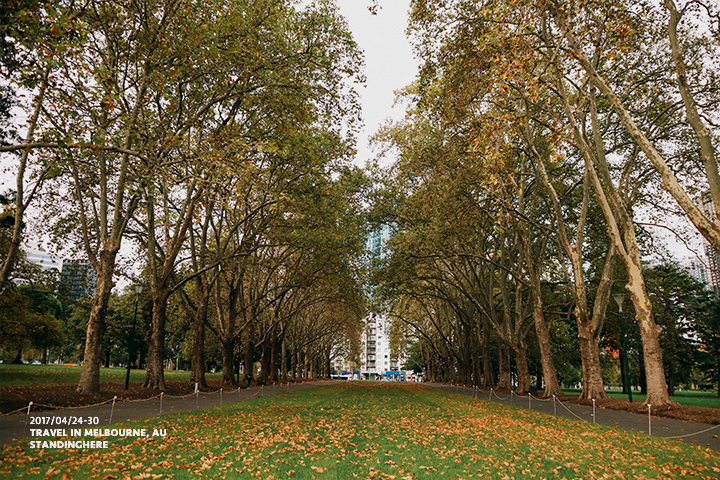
(77, 252), (115, 394)
(577, 325), (607, 400)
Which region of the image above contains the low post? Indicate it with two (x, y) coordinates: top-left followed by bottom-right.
(195, 390), (199, 409)
(528, 393), (531, 410)
(159, 392), (164, 416)
(553, 395), (556, 416)
(24, 401), (33, 438)
(648, 404), (652, 435)
(489, 388), (493, 401)
(220, 388), (223, 406)
(109, 396), (117, 425)
(592, 399), (596, 424)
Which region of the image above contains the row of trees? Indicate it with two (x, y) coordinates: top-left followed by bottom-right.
(370, 0), (720, 406)
(1, 0), (368, 393)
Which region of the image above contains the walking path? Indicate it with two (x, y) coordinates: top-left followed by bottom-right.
(0, 381), (332, 446)
(428, 383), (720, 451)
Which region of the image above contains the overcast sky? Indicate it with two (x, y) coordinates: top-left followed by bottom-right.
(335, 0), (420, 167)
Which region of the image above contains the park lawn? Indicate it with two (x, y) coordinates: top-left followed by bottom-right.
(0, 364), (224, 389)
(1, 382), (718, 480)
(605, 390), (720, 409)
(560, 388), (720, 409)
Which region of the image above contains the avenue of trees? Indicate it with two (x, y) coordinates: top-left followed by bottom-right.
(1, 0), (367, 393)
(3, 0), (720, 407)
(369, 0), (720, 406)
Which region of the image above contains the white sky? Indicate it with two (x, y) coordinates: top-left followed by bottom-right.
(334, 0), (419, 167)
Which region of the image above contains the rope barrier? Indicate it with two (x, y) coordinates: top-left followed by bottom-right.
(662, 423), (720, 439)
(432, 382), (719, 442)
(528, 393), (553, 402)
(554, 397), (588, 422)
(490, 389), (510, 401)
(0, 405), (32, 416)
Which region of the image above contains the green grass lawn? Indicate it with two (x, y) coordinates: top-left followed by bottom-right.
(0, 364), (224, 389)
(1, 382), (717, 479)
(560, 388), (720, 409)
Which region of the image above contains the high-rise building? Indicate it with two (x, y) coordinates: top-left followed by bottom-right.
(700, 195), (720, 291)
(360, 225), (405, 379)
(61, 259), (97, 300)
(679, 256), (709, 286)
(25, 248), (62, 272)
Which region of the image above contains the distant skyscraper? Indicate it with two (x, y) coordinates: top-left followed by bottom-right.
(25, 248), (62, 272)
(700, 194), (720, 291)
(61, 259), (96, 300)
(360, 225), (404, 378)
(680, 256), (709, 286)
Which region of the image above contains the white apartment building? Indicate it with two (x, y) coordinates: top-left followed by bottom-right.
(333, 225), (408, 379)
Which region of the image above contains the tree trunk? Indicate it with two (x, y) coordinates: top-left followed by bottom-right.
(513, 343), (531, 394)
(190, 298), (209, 388)
(498, 343), (511, 390)
(530, 278), (561, 397)
(281, 339), (287, 381)
(244, 325), (253, 382)
(221, 336), (237, 387)
(143, 286), (171, 390)
(77, 252), (115, 394)
(627, 265), (673, 406)
(577, 325), (607, 400)
(269, 334), (278, 382)
(260, 340), (270, 385)
(482, 323), (493, 388)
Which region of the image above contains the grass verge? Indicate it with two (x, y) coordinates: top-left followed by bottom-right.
(1, 382), (717, 479)
(559, 388), (720, 409)
(0, 364), (224, 389)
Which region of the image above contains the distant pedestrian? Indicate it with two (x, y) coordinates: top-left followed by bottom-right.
(246, 371), (253, 389)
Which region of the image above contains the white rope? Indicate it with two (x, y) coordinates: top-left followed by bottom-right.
(661, 423), (720, 439)
(1, 405), (33, 416)
(31, 396), (117, 410)
(528, 393), (553, 402)
(490, 389), (510, 401)
(555, 398), (587, 422)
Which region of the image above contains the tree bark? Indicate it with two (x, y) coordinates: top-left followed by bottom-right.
(190, 296), (209, 388)
(281, 338), (288, 381)
(144, 286), (171, 390)
(498, 343), (511, 390)
(513, 342), (531, 394)
(482, 322), (493, 388)
(221, 336), (237, 387)
(77, 251), (115, 394)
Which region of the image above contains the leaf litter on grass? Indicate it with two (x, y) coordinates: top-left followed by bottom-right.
(1, 382), (718, 479)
